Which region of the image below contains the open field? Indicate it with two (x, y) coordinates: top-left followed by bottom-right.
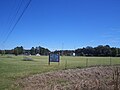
(0, 55), (120, 90)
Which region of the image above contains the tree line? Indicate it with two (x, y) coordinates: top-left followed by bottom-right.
(0, 45), (120, 57)
(75, 45), (120, 57)
(53, 45), (120, 57)
(0, 46), (50, 56)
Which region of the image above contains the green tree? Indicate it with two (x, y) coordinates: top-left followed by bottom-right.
(14, 46), (24, 56)
(30, 47), (35, 55)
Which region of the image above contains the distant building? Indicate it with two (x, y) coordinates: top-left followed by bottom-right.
(73, 53), (75, 56)
(36, 53), (41, 56)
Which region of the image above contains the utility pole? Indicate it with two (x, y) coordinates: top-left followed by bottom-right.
(62, 43), (64, 56)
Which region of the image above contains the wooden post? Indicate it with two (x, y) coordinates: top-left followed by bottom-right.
(58, 53), (60, 65)
(48, 53), (50, 65)
(110, 57), (111, 65)
(65, 59), (67, 69)
(86, 58), (88, 67)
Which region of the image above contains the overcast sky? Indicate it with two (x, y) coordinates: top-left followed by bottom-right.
(0, 0), (120, 50)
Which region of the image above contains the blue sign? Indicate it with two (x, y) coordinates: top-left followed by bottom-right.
(49, 53), (60, 62)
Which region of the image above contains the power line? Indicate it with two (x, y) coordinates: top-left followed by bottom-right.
(7, 0), (23, 30)
(2, 0), (32, 45)
(0, 0), (22, 44)
(6, 0), (17, 27)
(0, 0), (23, 43)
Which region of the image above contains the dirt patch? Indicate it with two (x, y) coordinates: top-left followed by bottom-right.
(16, 66), (120, 90)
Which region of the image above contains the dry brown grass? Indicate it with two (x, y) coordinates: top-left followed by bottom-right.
(16, 66), (120, 90)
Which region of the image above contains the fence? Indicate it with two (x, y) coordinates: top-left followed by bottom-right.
(61, 56), (120, 69)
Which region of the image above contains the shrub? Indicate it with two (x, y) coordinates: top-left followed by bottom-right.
(6, 55), (13, 58)
(23, 57), (33, 61)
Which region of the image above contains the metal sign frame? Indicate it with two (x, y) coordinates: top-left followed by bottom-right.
(49, 53), (60, 65)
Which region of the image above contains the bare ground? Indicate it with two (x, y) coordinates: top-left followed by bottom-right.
(16, 66), (120, 90)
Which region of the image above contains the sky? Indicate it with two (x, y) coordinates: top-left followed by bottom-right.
(0, 0), (120, 50)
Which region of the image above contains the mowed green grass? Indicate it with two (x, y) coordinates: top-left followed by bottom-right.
(0, 55), (120, 90)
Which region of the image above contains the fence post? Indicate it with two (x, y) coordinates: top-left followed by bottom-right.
(48, 53), (50, 65)
(86, 58), (88, 67)
(110, 57), (112, 66)
(65, 59), (67, 69)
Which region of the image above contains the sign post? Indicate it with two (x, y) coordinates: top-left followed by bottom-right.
(49, 53), (60, 65)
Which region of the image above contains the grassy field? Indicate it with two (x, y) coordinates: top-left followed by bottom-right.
(0, 55), (120, 90)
